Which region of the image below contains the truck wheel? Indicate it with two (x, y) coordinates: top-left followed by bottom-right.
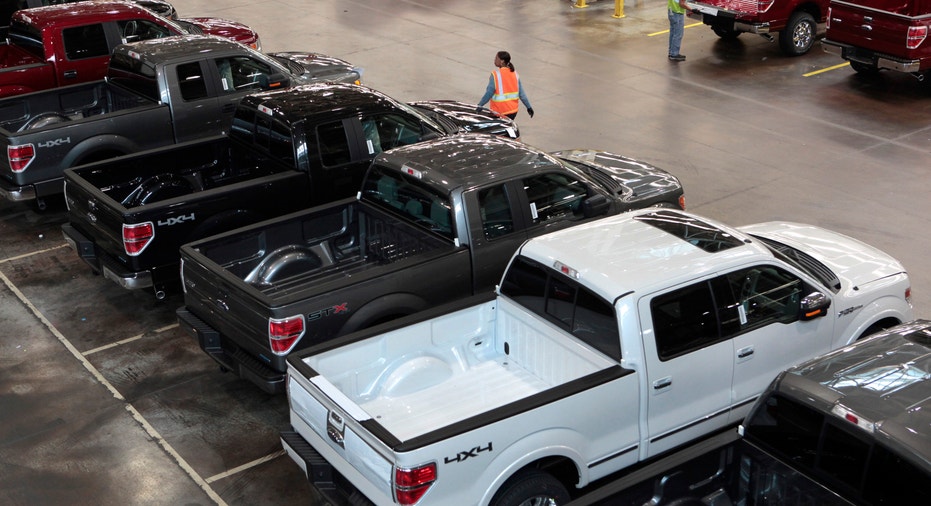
(491, 470), (570, 506)
(779, 12), (817, 56)
(712, 27), (740, 40)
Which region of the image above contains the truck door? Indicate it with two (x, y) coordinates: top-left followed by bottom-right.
(464, 181), (530, 291)
(167, 60), (222, 142)
(720, 265), (834, 423)
(57, 23), (111, 85)
(640, 279), (734, 458)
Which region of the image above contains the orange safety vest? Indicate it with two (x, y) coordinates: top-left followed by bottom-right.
(489, 68), (520, 116)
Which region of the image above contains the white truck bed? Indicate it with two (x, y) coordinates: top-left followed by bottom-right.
(301, 297), (615, 442)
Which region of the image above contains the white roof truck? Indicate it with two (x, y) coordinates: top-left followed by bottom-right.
(281, 208), (913, 506)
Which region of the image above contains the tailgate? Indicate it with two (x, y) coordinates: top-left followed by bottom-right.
(827, 0), (925, 57)
(63, 169), (128, 263)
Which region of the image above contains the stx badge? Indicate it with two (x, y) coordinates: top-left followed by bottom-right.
(308, 303), (349, 321)
(444, 442), (492, 464)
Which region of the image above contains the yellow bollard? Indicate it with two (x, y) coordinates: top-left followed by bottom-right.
(573, 0), (589, 8)
(613, 0), (625, 18)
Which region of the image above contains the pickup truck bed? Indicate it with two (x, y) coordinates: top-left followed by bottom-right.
(307, 296), (614, 441)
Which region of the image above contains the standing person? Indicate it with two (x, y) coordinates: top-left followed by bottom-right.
(477, 51), (534, 120)
(668, 0), (688, 61)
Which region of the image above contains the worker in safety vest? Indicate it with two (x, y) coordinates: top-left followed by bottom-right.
(477, 51), (533, 120)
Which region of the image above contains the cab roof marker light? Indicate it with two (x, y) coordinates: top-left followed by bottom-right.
(258, 104), (274, 116)
(554, 261), (580, 279)
(401, 165), (423, 178)
(831, 404), (875, 433)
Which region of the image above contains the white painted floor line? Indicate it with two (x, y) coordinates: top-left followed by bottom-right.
(83, 323), (180, 356)
(0, 243), (69, 265)
(205, 450), (287, 484)
(0, 269), (228, 506)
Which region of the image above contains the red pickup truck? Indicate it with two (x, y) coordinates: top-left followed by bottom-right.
(822, 0), (931, 79)
(686, 0), (830, 55)
(0, 0), (259, 98)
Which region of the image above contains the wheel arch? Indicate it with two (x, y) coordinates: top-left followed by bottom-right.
(64, 135), (140, 168)
(339, 292), (431, 335)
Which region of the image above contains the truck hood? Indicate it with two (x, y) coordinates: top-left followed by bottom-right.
(134, 0), (177, 19)
(410, 100), (520, 140)
(176, 17), (260, 49)
(267, 51), (362, 85)
(551, 149), (683, 202)
(738, 222), (908, 291)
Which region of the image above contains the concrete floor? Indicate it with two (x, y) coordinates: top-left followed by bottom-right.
(1, 0), (929, 505)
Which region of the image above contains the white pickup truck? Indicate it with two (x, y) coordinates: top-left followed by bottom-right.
(281, 208), (913, 506)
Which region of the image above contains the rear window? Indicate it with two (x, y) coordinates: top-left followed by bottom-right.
(62, 24), (109, 60)
(8, 19), (44, 59)
(501, 256), (621, 361)
(107, 52), (159, 102)
(745, 393), (931, 505)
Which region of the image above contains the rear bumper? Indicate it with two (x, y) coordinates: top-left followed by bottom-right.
(62, 223), (153, 290)
(0, 178), (36, 201)
(177, 306), (286, 394)
(821, 39), (923, 73)
(280, 430), (374, 506)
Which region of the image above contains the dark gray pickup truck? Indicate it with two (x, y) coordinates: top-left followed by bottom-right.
(61, 83), (519, 299)
(177, 134), (685, 393)
(0, 34), (360, 209)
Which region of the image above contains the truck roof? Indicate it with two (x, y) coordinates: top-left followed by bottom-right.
(240, 83), (417, 126)
(375, 134), (567, 193)
(777, 320), (931, 469)
(517, 209), (772, 300)
(13, 0), (163, 28)
(113, 34), (247, 63)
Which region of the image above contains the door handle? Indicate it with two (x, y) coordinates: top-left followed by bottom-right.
(63, 70), (77, 79)
(653, 377), (672, 390)
(737, 346), (754, 359)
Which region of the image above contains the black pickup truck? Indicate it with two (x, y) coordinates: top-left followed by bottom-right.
(176, 134), (685, 393)
(0, 34), (360, 209)
(61, 83), (519, 299)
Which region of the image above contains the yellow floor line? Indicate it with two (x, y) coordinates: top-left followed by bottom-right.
(804, 62), (851, 77)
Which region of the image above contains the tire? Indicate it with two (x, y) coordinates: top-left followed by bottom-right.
(712, 27), (740, 40)
(779, 11), (817, 55)
(849, 61), (880, 76)
(491, 470), (570, 506)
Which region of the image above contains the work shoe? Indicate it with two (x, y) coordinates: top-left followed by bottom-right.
(668, 54), (686, 62)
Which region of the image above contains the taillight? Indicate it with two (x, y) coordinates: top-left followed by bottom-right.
(395, 463), (436, 505)
(269, 315), (305, 355)
(905, 286), (912, 303)
(123, 222), (154, 256)
(756, 0), (774, 13)
(8, 144), (35, 172)
(826, 7), (832, 29)
(906, 26), (927, 50)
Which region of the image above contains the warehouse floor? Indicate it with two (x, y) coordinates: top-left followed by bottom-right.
(2, 0), (929, 505)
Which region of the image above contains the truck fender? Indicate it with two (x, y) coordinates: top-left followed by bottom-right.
(835, 293), (912, 347)
(476, 429), (586, 506)
(63, 134), (140, 168)
(339, 292), (430, 335)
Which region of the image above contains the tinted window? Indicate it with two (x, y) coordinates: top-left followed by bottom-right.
(360, 114), (424, 155)
(317, 121), (351, 167)
(214, 56), (273, 93)
(523, 172), (587, 223)
(745, 394), (823, 469)
(360, 166), (453, 239)
(501, 256), (621, 360)
(230, 107), (256, 143)
(117, 19), (172, 43)
(62, 24), (108, 60)
(720, 266), (802, 332)
(176, 62), (207, 101)
(268, 120), (294, 164)
(650, 281), (721, 360)
(635, 210), (745, 253)
(479, 185), (514, 240)
(865, 445), (931, 504)
(107, 52), (159, 101)
(8, 19), (43, 58)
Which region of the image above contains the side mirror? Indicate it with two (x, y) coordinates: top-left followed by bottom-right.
(582, 194), (610, 218)
(800, 291), (831, 320)
(261, 73), (290, 90)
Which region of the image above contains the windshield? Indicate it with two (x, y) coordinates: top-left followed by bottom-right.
(751, 235), (840, 293)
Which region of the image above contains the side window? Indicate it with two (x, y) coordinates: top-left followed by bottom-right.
(176, 62), (208, 101)
(62, 24), (109, 60)
(316, 121), (351, 167)
(478, 185), (513, 240)
(117, 19), (172, 43)
(214, 57), (273, 93)
(268, 120), (294, 164)
(523, 172), (587, 223)
(721, 266), (803, 332)
(360, 114), (424, 155)
(230, 108), (256, 142)
(650, 281), (720, 360)
(501, 256), (621, 360)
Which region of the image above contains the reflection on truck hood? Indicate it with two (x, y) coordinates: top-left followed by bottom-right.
(739, 221), (907, 290)
(410, 100), (520, 139)
(268, 51), (362, 84)
(177, 17), (260, 48)
(551, 149), (682, 201)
